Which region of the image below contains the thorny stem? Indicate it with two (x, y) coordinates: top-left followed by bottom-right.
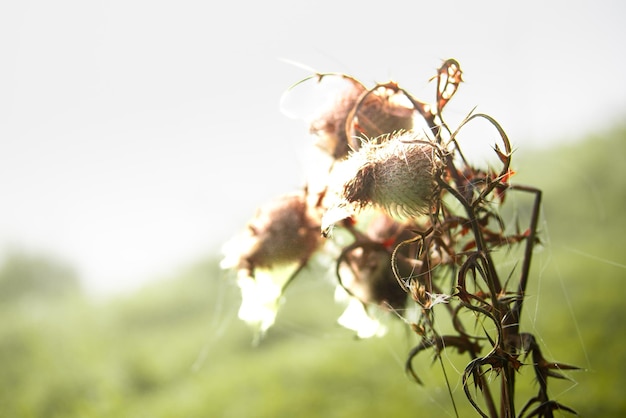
(436, 174), (503, 298)
(506, 185), (543, 335)
(459, 301), (502, 418)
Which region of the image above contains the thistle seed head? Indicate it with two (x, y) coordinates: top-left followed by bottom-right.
(353, 86), (415, 144)
(221, 190), (323, 277)
(339, 245), (407, 310)
(322, 131), (441, 234)
(309, 80), (414, 160)
(309, 79), (365, 160)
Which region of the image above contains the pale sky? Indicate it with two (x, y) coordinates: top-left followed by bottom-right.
(1, 0), (624, 296)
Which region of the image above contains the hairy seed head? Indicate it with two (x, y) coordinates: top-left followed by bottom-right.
(322, 131), (441, 233)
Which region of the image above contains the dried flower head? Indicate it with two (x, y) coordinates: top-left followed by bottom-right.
(308, 78), (364, 160)
(350, 85), (415, 147)
(220, 189), (323, 337)
(221, 190), (323, 275)
(339, 244), (407, 310)
(334, 212), (421, 337)
(309, 78), (414, 160)
(334, 242), (417, 338)
(322, 131), (442, 234)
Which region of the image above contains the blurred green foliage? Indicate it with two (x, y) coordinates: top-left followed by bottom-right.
(0, 124), (625, 417)
(0, 250), (80, 303)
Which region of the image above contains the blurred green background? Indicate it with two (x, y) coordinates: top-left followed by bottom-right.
(1, 124), (625, 418)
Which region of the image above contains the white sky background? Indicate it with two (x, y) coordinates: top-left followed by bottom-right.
(1, 0), (624, 296)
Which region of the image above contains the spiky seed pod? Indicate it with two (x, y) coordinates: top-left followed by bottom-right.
(322, 131), (442, 234)
(221, 190), (323, 277)
(344, 132), (440, 218)
(309, 80), (414, 160)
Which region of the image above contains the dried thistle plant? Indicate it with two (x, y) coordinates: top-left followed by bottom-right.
(220, 59), (580, 417)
